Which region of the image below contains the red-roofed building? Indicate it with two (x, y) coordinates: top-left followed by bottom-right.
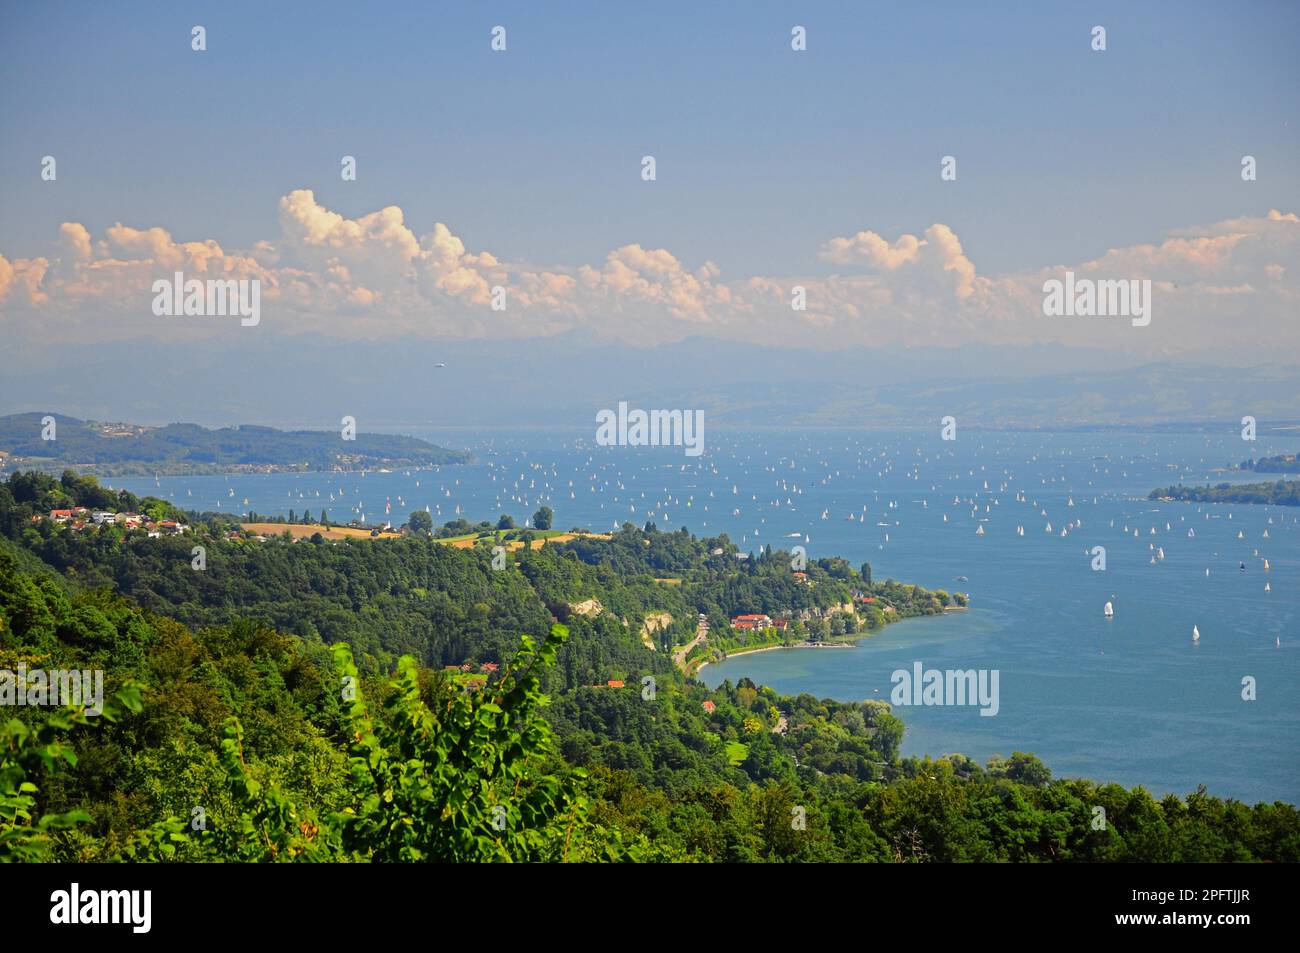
(702, 700), (716, 713)
(731, 613), (774, 630)
(607, 679), (625, 688)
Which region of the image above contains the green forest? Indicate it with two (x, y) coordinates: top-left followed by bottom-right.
(0, 413), (469, 475)
(1240, 452), (1300, 474)
(2, 470), (1296, 862)
(1150, 480), (1300, 507)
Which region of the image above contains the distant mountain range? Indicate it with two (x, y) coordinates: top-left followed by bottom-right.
(0, 413), (470, 476)
(3, 333), (1299, 432)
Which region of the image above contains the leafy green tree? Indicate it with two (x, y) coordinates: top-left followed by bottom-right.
(408, 510), (434, 535)
(332, 625), (592, 861)
(532, 507), (553, 531)
(1, 685), (147, 862)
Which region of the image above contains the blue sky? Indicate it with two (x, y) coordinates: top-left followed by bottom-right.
(0, 0), (1297, 362)
(3, 0), (1295, 272)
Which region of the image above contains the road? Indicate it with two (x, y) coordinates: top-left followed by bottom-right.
(673, 617), (709, 669)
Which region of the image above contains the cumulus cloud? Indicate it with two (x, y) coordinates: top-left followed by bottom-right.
(0, 254), (50, 307)
(1, 192), (1295, 358)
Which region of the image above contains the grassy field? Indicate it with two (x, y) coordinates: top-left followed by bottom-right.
(238, 523), (609, 549)
(240, 522), (400, 540)
(437, 530), (610, 551)
(725, 741), (750, 766)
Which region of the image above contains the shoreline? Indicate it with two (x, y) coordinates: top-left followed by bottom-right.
(695, 608), (968, 674)
(695, 637), (860, 673)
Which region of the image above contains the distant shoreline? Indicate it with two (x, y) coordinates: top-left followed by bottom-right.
(3, 461), (465, 479)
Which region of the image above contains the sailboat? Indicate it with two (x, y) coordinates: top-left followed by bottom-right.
(1104, 601), (1114, 618)
(976, 525), (985, 536)
(1265, 582), (1271, 593)
(1192, 625), (1200, 643)
(1263, 559), (1270, 571)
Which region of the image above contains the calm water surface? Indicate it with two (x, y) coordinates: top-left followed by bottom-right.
(116, 429), (1300, 802)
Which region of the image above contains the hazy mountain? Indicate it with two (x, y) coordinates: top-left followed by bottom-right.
(2, 333), (1297, 432)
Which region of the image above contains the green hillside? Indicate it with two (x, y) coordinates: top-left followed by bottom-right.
(0, 412), (469, 475)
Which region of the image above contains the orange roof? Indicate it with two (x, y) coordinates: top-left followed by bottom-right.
(606, 679), (625, 688)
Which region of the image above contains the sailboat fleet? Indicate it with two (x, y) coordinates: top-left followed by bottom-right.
(135, 433), (1290, 660)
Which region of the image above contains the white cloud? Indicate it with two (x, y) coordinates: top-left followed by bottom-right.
(1, 194), (1296, 359)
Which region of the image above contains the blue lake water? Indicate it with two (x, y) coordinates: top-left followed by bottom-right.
(113, 428), (1300, 803)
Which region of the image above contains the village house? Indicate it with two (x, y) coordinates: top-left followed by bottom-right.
(731, 613), (774, 630)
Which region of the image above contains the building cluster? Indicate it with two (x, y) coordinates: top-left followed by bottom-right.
(437, 661), (503, 693)
(36, 506), (187, 537)
(730, 613), (789, 631)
